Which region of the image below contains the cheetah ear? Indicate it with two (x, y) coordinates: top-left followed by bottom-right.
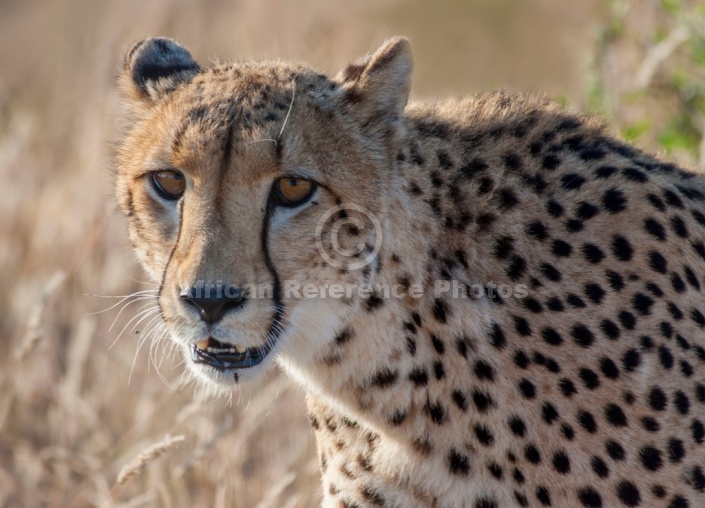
(337, 37), (412, 143)
(119, 37), (200, 113)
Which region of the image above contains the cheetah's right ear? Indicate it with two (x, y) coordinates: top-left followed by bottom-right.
(336, 37), (412, 145)
(119, 37), (200, 113)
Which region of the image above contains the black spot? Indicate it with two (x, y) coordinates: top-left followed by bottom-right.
(426, 401), (446, 425)
(461, 158), (488, 179)
(561, 423), (575, 440)
(591, 456), (609, 478)
(475, 498), (497, 508)
(451, 390), (468, 411)
(474, 360), (496, 381)
(619, 311), (636, 330)
(518, 379), (537, 399)
(667, 437), (685, 463)
(473, 389), (495, 412)
(674, 391), (690, 415)
(595, 166), (616, 179)
(408, 367), (428, 386)
(621, 349), (641, 371)
(432, 299), (448, 323)
(507, 256), (527, 281)
(524, 444), (541, 464)
(566, 219), (584, 232)
(370, 369), (398, 388)
(542, 402), (559, 424)
(562, 173), (586, 190)
(431, 335), (445, 354)
(547, 199), (564, 217)
(542, 154), (560, 170)
(527, 221), (549, 240)
(663, 188), (684, 208)
(641, 416), (660, 432)
(689, 465), (705, 491)
(559, 378), (577, 397)
(488, 324), (506, 349)
(552, 451), (571, 474)
(599, 357), (620, 379)
(659, 346), (674, 369)
(498, 188), (520, 209)
(474, 424), (494, 446)
(577, 202), (600, 220)
(405, 336), (417, 356)
(546, 297), (565, 311)
(541, 263), (562, 281)
(477, 462), (500, 484)
(508, 416), (527, 437)
(433, 361), (445, 380)
(623, 167), (648, 182)
(671, 216), (688, 238)
(612, 236), (633, 261)
(632, 293), (654, 315)
(648, 251), (668, 274)
(578, 410), (598, 433)
(583, 244), (605, 264)
(684, 265), (700, 289)
(513, 316), (532, 336)
(585, 283), (606, 304)
(644, 218), (667, 240)
(605, 403), (628, 427)
(639, 446), (663, 471)
(603, 188), (627, 213)
(536, 486), (552, 506)
(578, 487), (603, 507)
(691, 308), (705, 327)
(542, 327), (564, 346)
(647, 193), (666, 211)
(606, 440), (626, 461)
(600, 319), (621, 340)
(389, 408), (408, 426)
(552, 239), (572, 257)
(572, 325), (595, 348)
(616, 480), (641, 507)
(361, 486), (385, 506)
(692, 420), (705, 444)
(437, 150), (453, 169)
(448, 449), (470, 475)
(649, 387), (667, 410)
(514, 350), (531, 368)
(606, 270), (625, 291)
(579, 368), (600, 389)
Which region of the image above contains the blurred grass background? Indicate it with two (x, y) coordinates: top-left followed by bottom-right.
(0, 0), (704, 506)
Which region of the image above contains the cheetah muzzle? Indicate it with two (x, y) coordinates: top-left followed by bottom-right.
(115, 36), (705, 507)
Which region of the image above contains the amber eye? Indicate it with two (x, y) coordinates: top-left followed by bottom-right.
(273, 177), (316, 206)
(151, 170), (186, 200)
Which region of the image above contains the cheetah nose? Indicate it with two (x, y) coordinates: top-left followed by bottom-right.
(180, 284), (246, 324)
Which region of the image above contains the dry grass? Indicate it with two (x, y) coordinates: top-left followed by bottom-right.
(1, 0), (702, 506)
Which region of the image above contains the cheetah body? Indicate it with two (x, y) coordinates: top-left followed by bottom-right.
(115, 37), (705, 507)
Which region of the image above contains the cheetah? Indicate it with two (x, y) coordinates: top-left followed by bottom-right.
(115, 37), (705, 507)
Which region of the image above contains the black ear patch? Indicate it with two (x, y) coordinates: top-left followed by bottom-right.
(123, 38), (200, 100)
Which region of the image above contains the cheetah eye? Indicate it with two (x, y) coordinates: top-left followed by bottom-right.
(272, 177), (316, 207)
(151, 170), (186, 200)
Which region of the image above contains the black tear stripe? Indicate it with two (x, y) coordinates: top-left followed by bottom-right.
(261, 194), (286, 367)
(221, 115), (236, 175)
(158, 199), (185, 321)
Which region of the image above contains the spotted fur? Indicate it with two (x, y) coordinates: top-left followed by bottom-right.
(115, 37), (705, 507)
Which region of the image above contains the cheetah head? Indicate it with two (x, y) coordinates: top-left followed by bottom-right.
(115, 37), (412, 388)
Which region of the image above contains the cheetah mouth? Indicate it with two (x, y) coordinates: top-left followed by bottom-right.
(191, 337), (272, 370)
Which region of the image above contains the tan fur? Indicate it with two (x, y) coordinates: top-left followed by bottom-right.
(115, 38), (705, 507)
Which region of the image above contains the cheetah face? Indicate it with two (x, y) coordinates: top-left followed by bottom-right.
(115, 38), (411, 387)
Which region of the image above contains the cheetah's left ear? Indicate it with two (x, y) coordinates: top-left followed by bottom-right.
(336, 37), (412, 144)
(119, 37), (201, 114)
